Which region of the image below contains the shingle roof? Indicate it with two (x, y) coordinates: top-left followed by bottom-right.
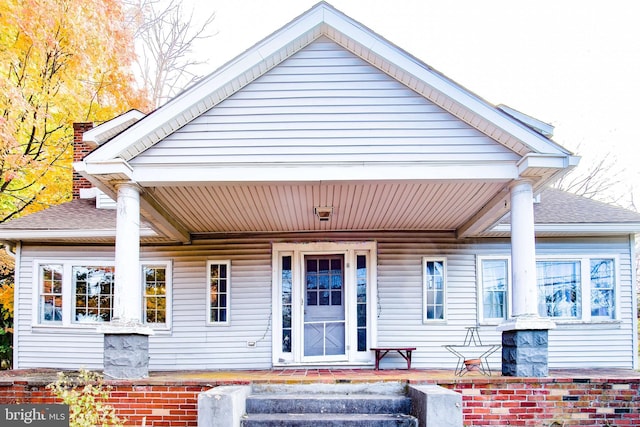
(0, 199), (162, 243)
(501, 188), (640, 225)
(0, 199), (117, 230)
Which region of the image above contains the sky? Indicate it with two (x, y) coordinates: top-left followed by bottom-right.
(184, 0), (640, 207)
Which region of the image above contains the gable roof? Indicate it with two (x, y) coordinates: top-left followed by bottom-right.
(82, 1), (573, 167)
(61, 2), (586, 241)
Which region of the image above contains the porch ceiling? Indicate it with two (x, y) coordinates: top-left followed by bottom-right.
(144, 180), (509, 234)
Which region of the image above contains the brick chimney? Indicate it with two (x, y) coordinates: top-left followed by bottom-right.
(72, 122), (94, 199)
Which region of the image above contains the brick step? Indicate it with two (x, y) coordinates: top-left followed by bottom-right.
(245, 393), (411, 415)
(241, 412), (418, 427)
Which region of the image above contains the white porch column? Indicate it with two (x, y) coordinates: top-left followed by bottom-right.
(99, 182), (152, 379)
(113, 182), (142, 323)
(498, 179), (554, 377)
(509, 179), (538, 317)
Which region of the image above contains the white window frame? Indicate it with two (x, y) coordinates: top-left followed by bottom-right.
(72, 264), (116, 324)
(536, 255), (620, 323)
(206, 260), (231, 326)
(36, 263), (64, 325)
(474, 254), (621, 324)
(32, 259), (115, 329)
(422, 257), (447, 323)
(32, 259), (173, 330)
(141, 260), (173, 330)
(476, 256), (512, 325)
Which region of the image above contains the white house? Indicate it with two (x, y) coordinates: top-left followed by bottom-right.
(1, 2), (639, 377)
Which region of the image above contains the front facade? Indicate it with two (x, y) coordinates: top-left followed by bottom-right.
(2, 2), (639, 373)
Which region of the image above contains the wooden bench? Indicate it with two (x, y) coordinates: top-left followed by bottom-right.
(371, 347), (416, 370)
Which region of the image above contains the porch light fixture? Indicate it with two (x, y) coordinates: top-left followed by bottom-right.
(314, 206), (333, 222)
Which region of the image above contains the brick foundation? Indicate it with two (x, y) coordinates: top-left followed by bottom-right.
(441, 377), (640, 427)
(0, 376), (638, 426)
(0, 380), (211, 427)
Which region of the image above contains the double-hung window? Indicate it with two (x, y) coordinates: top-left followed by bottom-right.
(477, 257), (510, 324)
(142, 262), (171, 328)
(207, 260), (230, 325)
(39, 264), (63, 323)
(423, 258), (446, 322)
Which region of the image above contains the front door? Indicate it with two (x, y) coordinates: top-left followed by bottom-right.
(303, 255), (345, 359)
(272, 241), (377, 366)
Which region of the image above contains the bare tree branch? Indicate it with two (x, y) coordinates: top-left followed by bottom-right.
(126, 0), (216, 107)
(552, 146), (633, 208)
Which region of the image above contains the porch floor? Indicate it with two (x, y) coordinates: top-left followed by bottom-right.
(2, 367), (639, 386)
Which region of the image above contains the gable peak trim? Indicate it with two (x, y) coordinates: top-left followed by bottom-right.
(85, 1), (573, 166)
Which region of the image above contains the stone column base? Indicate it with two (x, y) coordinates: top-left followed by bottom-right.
(501, 329), (549, 377)
(104, 333), (150, 379)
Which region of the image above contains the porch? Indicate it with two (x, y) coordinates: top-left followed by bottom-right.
(1, 368), (639, 426)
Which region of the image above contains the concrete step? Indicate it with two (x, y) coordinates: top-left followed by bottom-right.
(245, 393), (411, 415)
(241, 413), (418, 427)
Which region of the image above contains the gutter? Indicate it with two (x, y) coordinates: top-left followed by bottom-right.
(1, 241), (16, 258)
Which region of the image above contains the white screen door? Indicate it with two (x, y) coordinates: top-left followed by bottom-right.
(303, 255), (345, 358)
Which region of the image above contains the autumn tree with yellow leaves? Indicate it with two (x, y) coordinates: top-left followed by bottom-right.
(0, 0), (151, 222)
(0, 0), (153, 365)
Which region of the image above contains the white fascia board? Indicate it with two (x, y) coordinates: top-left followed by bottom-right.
(490, 223), (640, 235)
(131, 162), (518, 185)
(80, 158), (134, 179)
(517, 153), (581, 174)
(82, 110), (146, 146)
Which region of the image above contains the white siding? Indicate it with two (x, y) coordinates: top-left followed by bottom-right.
(15, 234), (636, 371)
(130, 37), (518, 166)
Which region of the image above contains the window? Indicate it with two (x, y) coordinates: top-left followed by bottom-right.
(39, 264), (63, 323)
(208, 261), (230, 324)
(537, 260), (581, 319)
(73, 266), (114, 323)
(34, 260), (172, 328)
(477, 255), (618, 323)
(305, 256), (343, 307)
(356, 254), (368, 352)
(281, 255), (292, 353)
(537, 257), (618, 321)
(478, 258), (510, 323)
(423, 258), (446, 321)
(143, 263), (170, 326)
(590, 259), (615, 319)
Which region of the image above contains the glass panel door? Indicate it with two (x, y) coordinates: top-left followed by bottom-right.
(304, 255), (345, 357)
